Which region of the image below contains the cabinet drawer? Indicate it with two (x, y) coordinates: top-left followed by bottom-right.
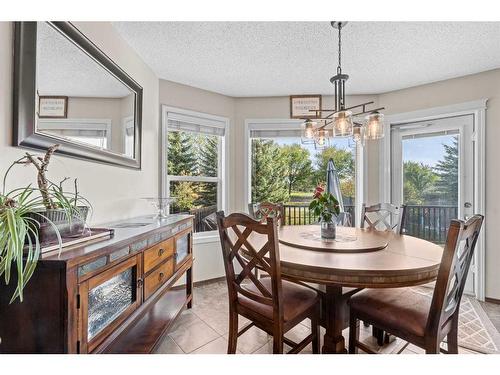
(143, 238), (174, 274)
(143, 259), (174, 300)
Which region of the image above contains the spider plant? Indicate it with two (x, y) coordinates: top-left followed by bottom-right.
(1, 149), (91, 303)
(49, 177), (94, 222)
(0, 186), (64, 303)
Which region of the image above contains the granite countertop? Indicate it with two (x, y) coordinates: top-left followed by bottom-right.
(40, 214), (194, 266)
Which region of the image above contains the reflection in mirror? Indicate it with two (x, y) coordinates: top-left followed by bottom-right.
(35, 22), (136, 158)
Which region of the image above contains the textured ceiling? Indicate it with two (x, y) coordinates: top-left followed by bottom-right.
(37, 22), (132, 98)
(112, 21), (500, 97)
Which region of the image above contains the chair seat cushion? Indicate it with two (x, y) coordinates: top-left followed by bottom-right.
(349, 287), (431, 337)
(238, 278), (319, 322)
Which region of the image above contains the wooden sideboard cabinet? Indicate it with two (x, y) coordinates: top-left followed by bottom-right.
(0, 215), (194, 354)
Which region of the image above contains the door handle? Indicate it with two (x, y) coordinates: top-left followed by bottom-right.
(464, 202), (472, 220)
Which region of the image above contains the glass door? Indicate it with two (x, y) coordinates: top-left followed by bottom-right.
(391, 115), (475, 294)
(79, 254), (142, 353)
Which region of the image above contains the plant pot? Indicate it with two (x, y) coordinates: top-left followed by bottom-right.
(321, 220), (336, 239)
(25, 206), (89, 243)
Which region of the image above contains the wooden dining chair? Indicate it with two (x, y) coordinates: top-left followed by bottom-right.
(360, 203), (406, 234)
(216, 211), (321, 354)
(359, 203), (407, 343)
(248, 202), (284, 226)
(348, 215), (484, 354)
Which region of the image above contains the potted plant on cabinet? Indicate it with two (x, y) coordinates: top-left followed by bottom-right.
(309, 185), (340, 239)
(0, 145), (91, 303)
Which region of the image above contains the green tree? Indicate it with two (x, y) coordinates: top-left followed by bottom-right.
(167, 131), (199, 213)
(314, 147), (354, 182)
(314, 146), (355, 202)
(171, 181), (198, 212)
(340, 178), (355, 201)
(197, 134), (218, 207)
(403, 161), (438, 205)
(434, 137), (459, 205)
(198, 134), (218, 177)
(251, 139), (289, 203)
(281, 144), (314, 195)
(167, 131), (197, 176)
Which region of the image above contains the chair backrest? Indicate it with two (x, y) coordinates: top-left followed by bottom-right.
(360, 203), (406, 234)
(426, 215), (484, 336)
(202, 212), (218, 231)
(216, 211), (283, 321)
(249, 202), (284, 226)
(336, 212), (353, 227)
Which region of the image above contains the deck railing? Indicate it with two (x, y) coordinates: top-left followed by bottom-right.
(189, 205), (218, 232)
(282, 203), (457, 244)
(282, 204), (355, 227)
(171, 205), (218, 233)
(403, 205), (457, 244)
(185, 203), (457, 243)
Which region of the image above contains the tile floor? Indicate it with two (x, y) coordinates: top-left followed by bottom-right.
(155, 280), (500, 354)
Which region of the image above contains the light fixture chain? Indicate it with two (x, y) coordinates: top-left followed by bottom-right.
(337, 23), (342, 74)
(300, 21), (385, 147)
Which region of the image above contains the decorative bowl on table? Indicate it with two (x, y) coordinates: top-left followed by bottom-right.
(142, 197), (177, 219)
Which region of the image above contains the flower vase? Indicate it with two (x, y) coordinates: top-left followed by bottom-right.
(321, 219), (336, 239)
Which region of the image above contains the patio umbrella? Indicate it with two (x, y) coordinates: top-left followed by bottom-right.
(326, 158), (344, 212)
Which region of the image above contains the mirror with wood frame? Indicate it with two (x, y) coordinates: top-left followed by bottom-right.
(14, 22), (143, 169)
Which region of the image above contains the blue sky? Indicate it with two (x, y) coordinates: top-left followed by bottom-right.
(402, 134), (457, 167)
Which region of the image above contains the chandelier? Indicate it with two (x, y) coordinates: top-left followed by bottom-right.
(301, 22), (385, 148)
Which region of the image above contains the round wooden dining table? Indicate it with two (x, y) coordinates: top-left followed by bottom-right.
(274, 225), (444, 354)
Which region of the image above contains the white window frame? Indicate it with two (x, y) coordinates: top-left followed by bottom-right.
(244, 119), (365, 226)
(380, 99), (487, 301)
(161, 105), (229, 241)
(37, 118), (112, 149)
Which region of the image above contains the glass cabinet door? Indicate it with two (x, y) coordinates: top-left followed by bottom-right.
(87, 267), (134, 340)
(80, 255), (141, 352)
(175, 231), (191, 267)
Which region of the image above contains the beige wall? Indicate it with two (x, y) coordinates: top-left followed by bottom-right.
(368, 69), (500, 299)
(0, 22), (159, 225)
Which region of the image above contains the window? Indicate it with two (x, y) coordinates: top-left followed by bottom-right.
(162, 107), (228, 235)
(37, 118), (111, 150)
(247, 120), (358, 226)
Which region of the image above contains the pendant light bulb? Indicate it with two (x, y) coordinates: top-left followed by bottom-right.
(315, 128), (329, 149)
(333, 110), (353, 137)
(364, 111), (385, 140)
(303, 119), (316, 139)
(351, 123), (365, 147)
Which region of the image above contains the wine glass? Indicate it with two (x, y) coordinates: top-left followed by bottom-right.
(142, 197), (177, 219)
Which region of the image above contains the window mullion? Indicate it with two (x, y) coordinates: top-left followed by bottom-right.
(167, 175), (219, 183)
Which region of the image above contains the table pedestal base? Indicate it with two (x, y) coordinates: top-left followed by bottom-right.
(321, 285), (352, 354)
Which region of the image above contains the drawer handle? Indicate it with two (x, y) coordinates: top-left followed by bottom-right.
(158, 272), (165, 281)
(158, 248), (165, 257)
